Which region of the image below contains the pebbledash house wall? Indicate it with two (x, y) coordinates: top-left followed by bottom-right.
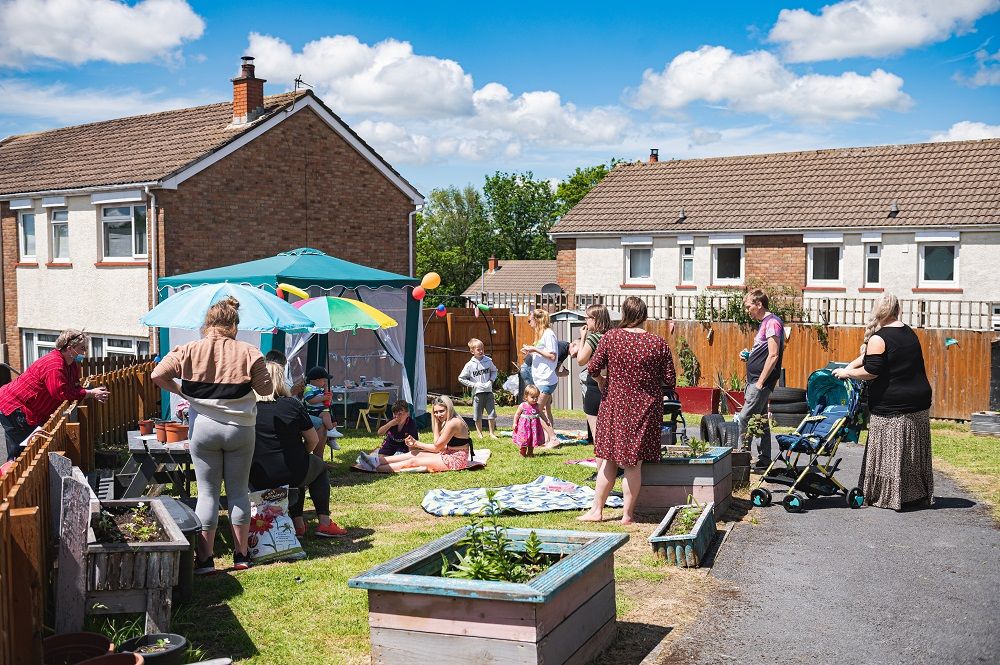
(1, 106), (415, 371)
(560, 229), (1000, 300)
(156, 106), (414, 276)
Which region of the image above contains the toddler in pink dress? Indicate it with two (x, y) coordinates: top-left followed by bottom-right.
(513, 385), (545, 457)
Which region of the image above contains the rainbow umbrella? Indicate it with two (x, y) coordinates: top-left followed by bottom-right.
(293, 296), (397, 333)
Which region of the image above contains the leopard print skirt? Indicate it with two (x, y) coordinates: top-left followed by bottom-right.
(859, 409), (934, 510)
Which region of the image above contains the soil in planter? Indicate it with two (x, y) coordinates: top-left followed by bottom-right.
(92, 503), (166, 544)
(666, 506), (702, 536)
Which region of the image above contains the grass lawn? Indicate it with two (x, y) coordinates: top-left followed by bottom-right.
(161, 420), (720, 664)
(930, 421), (1000, 520)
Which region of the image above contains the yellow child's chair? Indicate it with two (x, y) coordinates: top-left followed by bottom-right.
(355, 390), (391, 432)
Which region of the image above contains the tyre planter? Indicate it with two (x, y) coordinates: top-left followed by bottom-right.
(119, 633), (188, 665)
(640, 446), (732, 515)
(348, 527), (628, 665)
(649, 502), (717, 568)
(769, 387), (806, 403)
(771, 411), (807, 428)
(675, 387), (721, 415)
(769, 401), (808, 414)
(699, 414), (725, 445)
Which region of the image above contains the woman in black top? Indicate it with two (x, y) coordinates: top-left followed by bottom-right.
(834, 294), (933, 510)
(252, 362), (347, 537)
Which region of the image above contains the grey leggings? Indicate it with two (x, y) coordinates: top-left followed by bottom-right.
(189, 415), (256, 530)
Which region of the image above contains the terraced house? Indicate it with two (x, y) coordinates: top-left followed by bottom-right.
(550, 140), (1000, 329)
(0, 57), (422, 369)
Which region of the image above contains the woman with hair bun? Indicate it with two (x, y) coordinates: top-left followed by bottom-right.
(834, 293), (933, 510)
(151, 296), (274, 573)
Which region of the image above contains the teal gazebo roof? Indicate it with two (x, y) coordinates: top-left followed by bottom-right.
(157, 247), (418, 292)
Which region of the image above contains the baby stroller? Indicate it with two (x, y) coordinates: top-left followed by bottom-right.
(662, 388), (689, 448)
(750, 369), (866, 513)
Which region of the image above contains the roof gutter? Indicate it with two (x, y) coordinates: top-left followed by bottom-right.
(549, 222), (1000, 238)
(0, 181), (160, 200)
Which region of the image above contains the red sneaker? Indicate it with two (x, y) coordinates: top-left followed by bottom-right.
(315, 522), (348, 538)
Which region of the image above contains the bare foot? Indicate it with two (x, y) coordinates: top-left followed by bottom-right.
(577, 511), (604, 522)
(620, 516), (635, 525)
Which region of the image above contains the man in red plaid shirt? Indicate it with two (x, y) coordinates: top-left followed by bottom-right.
(0, 329), (110, 460)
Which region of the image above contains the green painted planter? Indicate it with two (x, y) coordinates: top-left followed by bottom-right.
(649, 502), (717, 568)
(349, 527), (628, 665)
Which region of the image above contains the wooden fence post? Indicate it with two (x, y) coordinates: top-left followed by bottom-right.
(64, 422), (84, 472)
(56, 476), (90, 635)
(9, 506), (44, 664)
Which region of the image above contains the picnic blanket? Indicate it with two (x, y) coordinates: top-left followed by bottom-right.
(499, 429), (590, 445)
(421, 475), (623, 516)
(350, 449), (491, 473)
(564, 458), (600, 468)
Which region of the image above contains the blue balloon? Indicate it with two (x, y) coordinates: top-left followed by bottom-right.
(436, 304), (446, 312)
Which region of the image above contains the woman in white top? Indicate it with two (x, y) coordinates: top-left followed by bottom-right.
(521, 308), (558, 446)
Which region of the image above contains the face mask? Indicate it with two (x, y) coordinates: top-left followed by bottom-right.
(74, 354), (85, 363)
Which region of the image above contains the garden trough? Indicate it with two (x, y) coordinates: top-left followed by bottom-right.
(638, 446), (732, 515)
(649, 501), (717, 568)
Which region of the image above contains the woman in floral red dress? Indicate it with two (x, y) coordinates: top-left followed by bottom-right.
(579, 297), (675, 524)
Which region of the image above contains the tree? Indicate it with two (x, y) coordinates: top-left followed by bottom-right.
(415, 185), (490, 306)
(482, 171), (558, 260)
(554, 159), (621, 219)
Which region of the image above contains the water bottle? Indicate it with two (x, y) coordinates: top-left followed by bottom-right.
(740, 348), (750, 362)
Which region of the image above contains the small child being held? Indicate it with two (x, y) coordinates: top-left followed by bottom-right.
(512, 384), (545, 457)
(302, 366), (343, 451)
(458, 338), (498, 439)
(375, 400), (419, 456)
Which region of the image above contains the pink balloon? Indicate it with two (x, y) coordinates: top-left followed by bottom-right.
(412, 286), (426, 300)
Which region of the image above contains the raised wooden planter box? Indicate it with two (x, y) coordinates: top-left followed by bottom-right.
(970, 411), (1000, 437)
(675, 387), (721, 415)
(348, 527), (628, 665)
(638, 446), (732, 516)
(649, 502), (717, 567)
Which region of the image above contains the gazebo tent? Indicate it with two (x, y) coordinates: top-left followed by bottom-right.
(156, 248), (425, 415)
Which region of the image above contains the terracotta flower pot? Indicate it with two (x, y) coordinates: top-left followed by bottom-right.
(154, 423), (167, 443)
(43, 632), (114, 665)
(164, 423), (189, 443)
(138, 419), (155, 435)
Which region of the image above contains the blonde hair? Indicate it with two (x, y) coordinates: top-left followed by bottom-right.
(523, 384), (540, 399)
(203, 296), (240, 338)
(530, 308), (551, 343)
(467, 338), (484, 351)
(863, 293), (901, 343)
(256, 361), (290, 401)
(432, 395), (459, 420)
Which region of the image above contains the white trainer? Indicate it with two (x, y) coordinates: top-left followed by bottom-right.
(327, 427), (344, 438)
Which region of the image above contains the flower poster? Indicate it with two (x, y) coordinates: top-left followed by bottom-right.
(248, 486), (306, 563)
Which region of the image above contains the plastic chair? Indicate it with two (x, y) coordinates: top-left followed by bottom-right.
(355, 390), (391, 432)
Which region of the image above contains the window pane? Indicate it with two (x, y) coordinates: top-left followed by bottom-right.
(716, 247), (741, 280)
(21, 213), (35, 256)
(138, 341), (150, 357)
(812, 246), (840, 280)
(629, 248), (651, 279)
(923, 245), (955, 281)
(682, 257), (693, 282)
(866, 257), (880, 284)
(102, 206), (131, 219)
(52, 223), (69, 259)
(91, 337), (104, 357)
(51, 209), (68, 222)
(133, 206), (147, 255)
(104, 220), (133, 258)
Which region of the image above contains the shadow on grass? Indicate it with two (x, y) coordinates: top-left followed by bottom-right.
(302, 526), (375, 556)
(177, 575), (258, 661)
(594, 623), (672, 665)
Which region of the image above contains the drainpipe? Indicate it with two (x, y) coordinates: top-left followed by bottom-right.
(145, 186), (159, 354)
(0, 204), (6, 363)
(408, 204), (423, 278)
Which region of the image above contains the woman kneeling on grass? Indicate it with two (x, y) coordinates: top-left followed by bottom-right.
(356, 396), (473, 472)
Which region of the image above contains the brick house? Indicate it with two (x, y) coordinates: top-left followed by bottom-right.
(0, 57), (423, 369)
(551, 141), (1000, 312)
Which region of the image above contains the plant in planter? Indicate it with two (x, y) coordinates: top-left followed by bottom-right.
(674, 337), (720, 414)
(349, 496), (628, 665)
(649, 497), (717, 568)
(119, 632), (189, 665)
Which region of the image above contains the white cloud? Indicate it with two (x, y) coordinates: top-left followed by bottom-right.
(249, 33), (631, 165)
(0, 78), (207, 125)
(769, 0), (1000, 62)
(627, 46), (911, 121)
(689, 128), (723, 146)
(957, 48), (1000, 85)
(930, 120), (1000, 141)
(0, 0), (205, 67)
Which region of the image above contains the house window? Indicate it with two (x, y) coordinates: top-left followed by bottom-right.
(864, 244), (881, 285)
(626, 247), (652, 281)
(680, 245), (694, 284)
(22, 330), (60, 366)
(18, 212), (36, 260)
(712, 246), (743, 284)
(102, 205), (147, 259)
(808, 245), (842, 284)
(920, 244), (958, 284)
(89, 334), (150, 359)
(50, 209), (69, 260)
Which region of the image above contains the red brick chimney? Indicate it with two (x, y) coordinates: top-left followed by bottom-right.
(488, 256), (499, 273)
(232, 56), (266, 124)
(649, 148), (659, 163)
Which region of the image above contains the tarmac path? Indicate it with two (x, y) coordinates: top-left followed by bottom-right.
(659, 439), (1000, 665)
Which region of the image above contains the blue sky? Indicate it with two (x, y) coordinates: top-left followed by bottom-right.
(1, 0), (999, 195)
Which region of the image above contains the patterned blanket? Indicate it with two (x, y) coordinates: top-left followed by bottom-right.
(421, 475), (623, 516)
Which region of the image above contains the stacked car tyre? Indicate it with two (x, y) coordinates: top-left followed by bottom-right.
(768, 386), (808, 427)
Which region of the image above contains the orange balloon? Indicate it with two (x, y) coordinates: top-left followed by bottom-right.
(420, 272), (441, 290)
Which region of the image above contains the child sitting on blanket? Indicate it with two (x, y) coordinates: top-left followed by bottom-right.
(512, 385), (545, 457)
(458, 338), (499, 439)
(374, 400), (418, 456)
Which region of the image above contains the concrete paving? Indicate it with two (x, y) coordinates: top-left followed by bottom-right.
(660, 439), (1000, 665)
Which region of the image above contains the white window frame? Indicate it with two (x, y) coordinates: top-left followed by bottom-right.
(101, 204), (148, 260)
(49, 208), (70, 262)
(18, 211), (36, 260)
(88, 334), (150, 359)
(22, 329), (60, 367)
(807, 244), (843, 286)
(711, 245), (743, 285)
(680, 245), (695, 284)
(864, 243), (881, 286)
(918, 243), (959, 287)
(625, 247), (653, 283)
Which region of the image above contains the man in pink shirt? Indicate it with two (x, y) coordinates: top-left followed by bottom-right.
(737, 290), (784, 467)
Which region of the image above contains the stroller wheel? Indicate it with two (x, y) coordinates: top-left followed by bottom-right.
(847, 487), (864, 509)
(751, 487), (771, 508)
(782, 493), (805, 513)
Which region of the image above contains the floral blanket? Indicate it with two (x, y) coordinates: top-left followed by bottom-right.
(421, 475), (623, 517)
